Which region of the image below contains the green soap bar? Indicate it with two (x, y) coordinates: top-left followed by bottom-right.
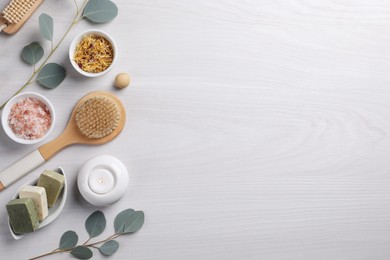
(6, 198), (39, 234)
(37, 170), (65, 207)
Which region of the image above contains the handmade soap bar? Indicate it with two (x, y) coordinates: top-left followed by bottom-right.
(19, 185), (48, 221)
(6, 198), (39, 234)
(37, 170), (64, 207)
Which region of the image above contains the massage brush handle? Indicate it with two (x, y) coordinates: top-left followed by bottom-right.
(0, 150), (45, 191)
(0, 134), (74, 191)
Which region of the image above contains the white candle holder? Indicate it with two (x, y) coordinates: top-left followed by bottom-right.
(77, 155), (129, 206)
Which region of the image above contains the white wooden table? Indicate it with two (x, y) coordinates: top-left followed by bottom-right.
(1, 1), (390, 259)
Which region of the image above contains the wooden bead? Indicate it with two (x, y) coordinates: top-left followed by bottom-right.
(115, 73), (131, 89)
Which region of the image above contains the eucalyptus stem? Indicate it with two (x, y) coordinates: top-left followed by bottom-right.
(82, 237), (92, 246)
(73, 0), (79, 13)
(86, 233), (121, 247)
(29, 249), (70, 260)
(29, 233), (122, 260)
(0, 0), (88, 111)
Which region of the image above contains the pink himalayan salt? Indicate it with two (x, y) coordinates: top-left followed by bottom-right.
(8, 97), (51, 140)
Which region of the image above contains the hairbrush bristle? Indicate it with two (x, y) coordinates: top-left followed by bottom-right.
(75, 96), (121, 139)
(2, 0), (37, 24)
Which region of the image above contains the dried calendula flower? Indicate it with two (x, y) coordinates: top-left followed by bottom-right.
(73, 34), (113, 73)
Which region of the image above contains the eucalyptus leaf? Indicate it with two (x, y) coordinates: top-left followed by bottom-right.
(114, 209), (135, 233)
(82, 0), (118, 23)
(39, 13), (53, 41)
(85, 211), (106, 238)
(37, 63), (66, 89)
(59, 231), (78, 250)
(99, 240), (119, 256)
(21, 42), (44, 65)
(123, 211), (145, 234)
(70, 246), (93, 259)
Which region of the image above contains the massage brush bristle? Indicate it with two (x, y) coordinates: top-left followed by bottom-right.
(3, 0), (36, 23)
(75, 96), (121, 139)
(0, 0), (44, 34)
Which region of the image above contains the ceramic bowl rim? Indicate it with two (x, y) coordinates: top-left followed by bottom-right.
(68, 29), (117, 77)
(1, 92), (56, 145)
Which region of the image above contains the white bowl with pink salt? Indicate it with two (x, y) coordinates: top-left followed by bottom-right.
(1, 92), (55, 144)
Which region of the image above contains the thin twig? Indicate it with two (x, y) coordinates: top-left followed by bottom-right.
(28, 249), (70, 260)
(85, 233), (121, 247)
(73, 0), (79, 13)
(83, 237), (91, 246)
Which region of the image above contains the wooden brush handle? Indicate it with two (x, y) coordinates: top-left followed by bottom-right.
(38, 132), (77, 161)
(38, 118), (87, 160)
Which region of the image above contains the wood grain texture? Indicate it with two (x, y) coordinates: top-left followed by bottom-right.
(1, 0), (390, 259)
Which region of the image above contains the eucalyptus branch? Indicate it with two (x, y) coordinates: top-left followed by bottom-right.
(28, 233), (119, 260)
(29, 210), (145, 259)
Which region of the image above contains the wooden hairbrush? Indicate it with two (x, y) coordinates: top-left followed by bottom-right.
(0, 0), (44, 34)
(0, 91), (126, 191)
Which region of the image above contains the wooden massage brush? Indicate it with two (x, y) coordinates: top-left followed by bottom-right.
(0, 0), (44, 34)
(0, 91), (126, 191)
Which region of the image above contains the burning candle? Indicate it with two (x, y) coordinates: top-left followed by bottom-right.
(77, 155), (129, 206)
(88, 167), (115, 194)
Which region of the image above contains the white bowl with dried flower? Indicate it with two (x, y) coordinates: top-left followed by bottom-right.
(1, 92), (55, 144)
(69, 29), (117, 77)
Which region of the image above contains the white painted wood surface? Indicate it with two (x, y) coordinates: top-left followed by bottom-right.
(1, 0), (390, 259)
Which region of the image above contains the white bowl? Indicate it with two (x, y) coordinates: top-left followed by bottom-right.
(1, 92), (55, 144)
(9, 167), (67, 240)
(69, 29), (117, 77)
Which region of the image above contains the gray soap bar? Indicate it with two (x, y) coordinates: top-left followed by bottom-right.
(6, 198), (39, 234)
